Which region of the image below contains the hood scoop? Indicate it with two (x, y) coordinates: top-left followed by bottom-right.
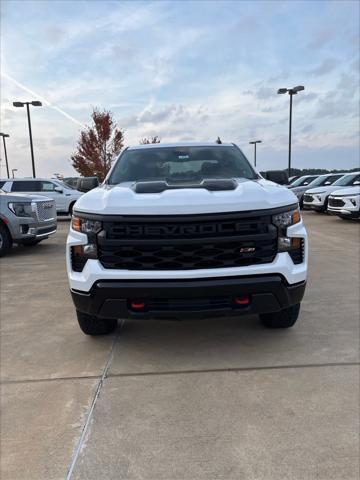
(134, 179), (238, 194)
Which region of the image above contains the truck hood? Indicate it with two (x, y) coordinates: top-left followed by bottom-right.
(74, 179), (298, 215)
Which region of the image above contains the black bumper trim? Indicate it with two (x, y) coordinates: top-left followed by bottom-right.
(71, 275), (306, 320)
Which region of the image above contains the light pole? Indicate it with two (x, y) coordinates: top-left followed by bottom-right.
(277, 86), (304, 177)
(12, 168), (18, 178)
(13, 101), (42, 178)
(0, 133), (10, 178)
(249, 140), (262, 168)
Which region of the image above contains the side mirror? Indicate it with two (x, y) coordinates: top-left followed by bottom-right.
(54, 186), (63, 193)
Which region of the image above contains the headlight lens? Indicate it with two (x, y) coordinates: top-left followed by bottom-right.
(8, 202), (34, 217)
(71, 216), (102, 234)
(272, 208), (301, 229)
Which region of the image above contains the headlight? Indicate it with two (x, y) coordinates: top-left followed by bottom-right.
(312, 191), (326, 201)
(71, 216), (102, 234)
(272, 208), (301, 229)
(8, 202), (35, 217)
(71, 217), (102, 266)
(272, 208), (302, 253)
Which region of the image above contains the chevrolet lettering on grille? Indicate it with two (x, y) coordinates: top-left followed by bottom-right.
(112, 222), (250, 237)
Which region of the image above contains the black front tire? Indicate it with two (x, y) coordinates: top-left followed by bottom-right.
(0, 223), (12, 257)
(76, 310), (117, 335)
(260, 303), (300, 328)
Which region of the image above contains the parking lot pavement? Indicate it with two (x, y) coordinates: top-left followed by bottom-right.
(1, 212), (359, 480)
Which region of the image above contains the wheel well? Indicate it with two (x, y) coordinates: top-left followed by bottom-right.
(0, 219), (13, 243)
(69, 201), (76, 214)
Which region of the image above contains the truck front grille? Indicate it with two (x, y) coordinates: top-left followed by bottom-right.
(97, 212), (278, 270)
(35, 201), (56, 221)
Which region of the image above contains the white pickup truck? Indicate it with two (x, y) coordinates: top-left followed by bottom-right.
(66, 142), (307, 335)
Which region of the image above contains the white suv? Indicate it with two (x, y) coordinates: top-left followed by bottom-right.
(0, 178), (83, 215)
(303, 172), (360, 212)
(66, 142), (308, 335)
(328, 186), (360, 219)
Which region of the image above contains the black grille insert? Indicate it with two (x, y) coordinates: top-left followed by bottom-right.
(328, 198), (345, 208)
(98, 213), (278, 270)
(303, 194), (314, 203)
(131, 296), (246, 312)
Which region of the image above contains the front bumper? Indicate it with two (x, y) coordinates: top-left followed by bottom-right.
(328, 196), (360, 218)
(13, 220), (57, 242)
(66, 220), (308, 291)
(328, 207), (360, 219)
(303, 193), (328, 211)
(71, 275), (306, 320)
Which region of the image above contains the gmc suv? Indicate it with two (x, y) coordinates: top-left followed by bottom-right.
(0, 189), (57, 256)
(66, 143), (307, 335)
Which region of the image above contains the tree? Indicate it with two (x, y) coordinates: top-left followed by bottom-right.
(139, 136), (161, 144)
(71, 108), (124, 181)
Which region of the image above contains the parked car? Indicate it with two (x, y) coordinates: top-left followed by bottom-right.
(328, 186), (360, 219)
(289, 173), (346, 207)
(0, 188), (57, 256)
(67, 142), (307, 335)
(288, 176), (301, 184)
(303, 172), (360, 212)
(63, 176), (99, 193)
(0, 178), (83, 215)
(260, 170), (289, 185)
(287, 175), (319, 189)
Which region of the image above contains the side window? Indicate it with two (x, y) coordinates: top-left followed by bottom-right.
(40, 181), (56, 192)
(1, 181), (12, 192)
(349, 175), (360, 186)
(11, 181), (39, 192)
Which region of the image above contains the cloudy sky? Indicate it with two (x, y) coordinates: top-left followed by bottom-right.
(1, 0), (359, 178)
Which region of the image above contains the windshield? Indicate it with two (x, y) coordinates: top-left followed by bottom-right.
(108, 146), (256, 184)
(291, 175), (318, 187)
(308, 175), (341, 188)
(333, 173), (360, 187)
(288, 176), (299, 184)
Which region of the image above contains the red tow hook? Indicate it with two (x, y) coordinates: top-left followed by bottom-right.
(233, 296), (250, 306)
(130, 300), (146, 310)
